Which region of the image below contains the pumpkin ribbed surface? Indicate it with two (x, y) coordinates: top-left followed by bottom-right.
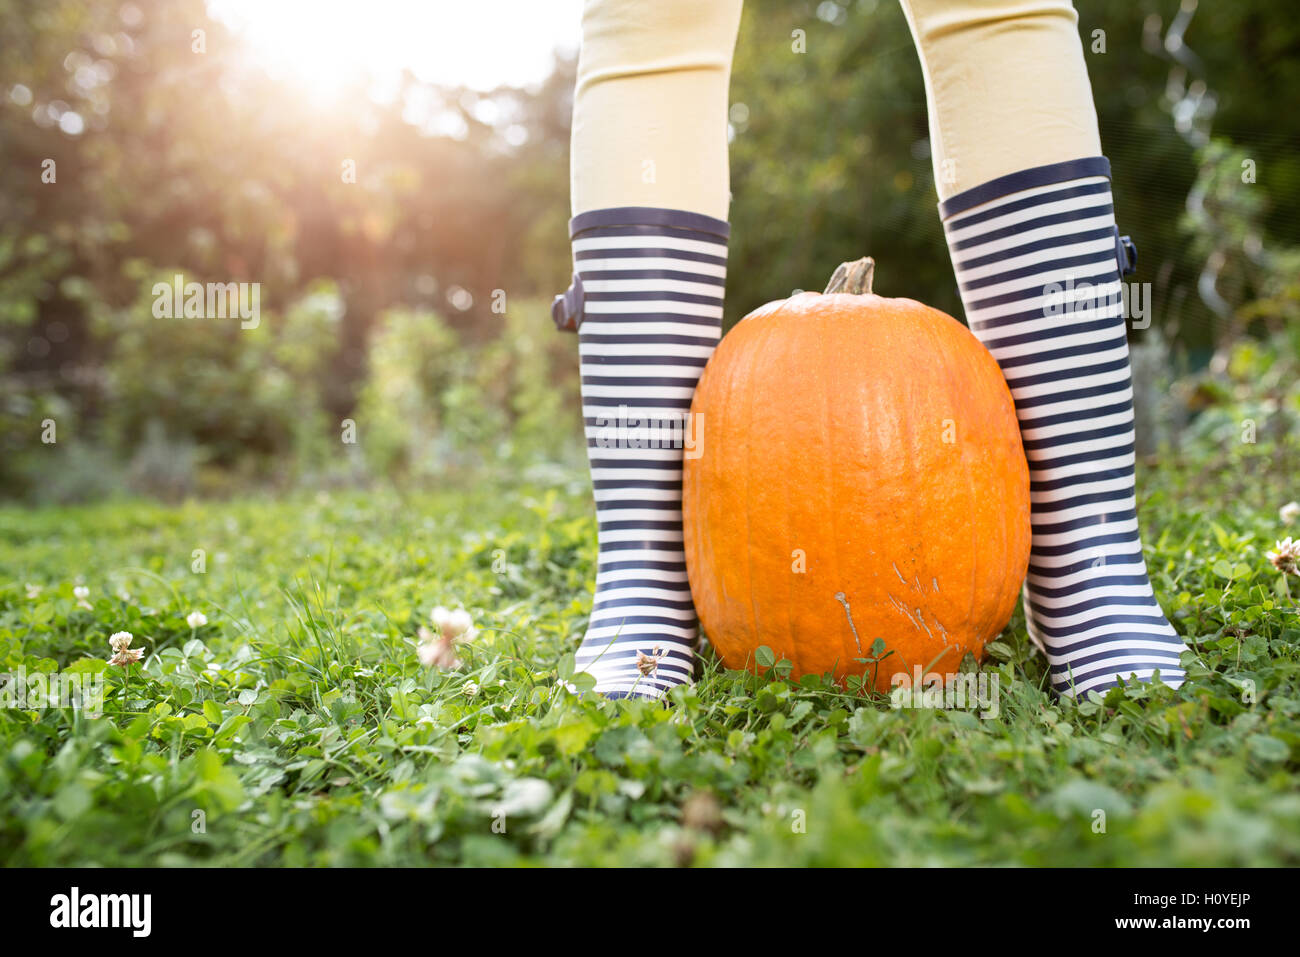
(683, 262), (1030, 693)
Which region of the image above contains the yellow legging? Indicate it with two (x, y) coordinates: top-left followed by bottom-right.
(570, 0), (1103, 219)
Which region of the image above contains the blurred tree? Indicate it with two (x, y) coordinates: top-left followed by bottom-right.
(1, 0), (1296, 500)
(725, 0), (1300, 345)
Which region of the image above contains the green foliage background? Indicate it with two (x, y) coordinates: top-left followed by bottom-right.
(1, 0), (1297, 501)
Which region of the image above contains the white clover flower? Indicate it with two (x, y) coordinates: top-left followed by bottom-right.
(25, 583), (41, 599)
(1282, 501), (1300, 524)
(446, 608), (473, 637)
(1266, 537), (1299, 576)
(636, 646), (665, 676)
(416, 625), (461, 670)
(186, 611), (208, 628)
(463, 681), (479, 697)
(418, 606), (474, 669)
(431, 605), (473, 640)
(108, 631), (143, 667)
(73, 586), (90, 600)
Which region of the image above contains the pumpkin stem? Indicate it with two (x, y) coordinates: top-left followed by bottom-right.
(824, 257), (875, 295)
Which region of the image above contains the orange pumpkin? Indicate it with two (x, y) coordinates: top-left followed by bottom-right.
(683, 258), (1030, 693)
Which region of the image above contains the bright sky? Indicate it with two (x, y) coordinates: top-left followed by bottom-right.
(208, 0), (584, 93)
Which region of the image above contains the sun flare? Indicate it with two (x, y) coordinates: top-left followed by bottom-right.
(208, 0), (582, 96)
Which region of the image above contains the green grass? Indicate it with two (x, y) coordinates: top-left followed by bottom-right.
(2, 447), (1299, 867)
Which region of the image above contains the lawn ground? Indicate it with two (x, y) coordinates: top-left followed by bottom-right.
(2, 447), (1299, 866)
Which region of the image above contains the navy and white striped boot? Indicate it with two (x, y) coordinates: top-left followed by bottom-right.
(939, 158), (1188, 697)
(553, 207), (728, 699)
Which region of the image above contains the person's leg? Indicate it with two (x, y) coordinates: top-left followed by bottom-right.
(901, 0), (1188, 697)
(556, 0), (743, 698)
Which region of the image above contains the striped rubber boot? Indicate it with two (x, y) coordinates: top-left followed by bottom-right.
(939, 157), (1188, 697)
(552, 206), (728, 699)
